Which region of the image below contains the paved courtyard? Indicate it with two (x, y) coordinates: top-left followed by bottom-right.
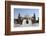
(14, 23), (39, 27)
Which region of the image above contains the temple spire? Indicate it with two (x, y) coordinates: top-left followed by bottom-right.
(18, 13), (21, 19)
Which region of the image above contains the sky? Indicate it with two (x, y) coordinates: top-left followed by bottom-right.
(14, 8), (39, 20)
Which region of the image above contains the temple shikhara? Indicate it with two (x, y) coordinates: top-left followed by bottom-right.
(14, 13), (39, 25)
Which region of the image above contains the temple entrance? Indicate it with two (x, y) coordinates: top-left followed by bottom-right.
(22, 18), (32, 25)
(26, 20), (28, 24)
